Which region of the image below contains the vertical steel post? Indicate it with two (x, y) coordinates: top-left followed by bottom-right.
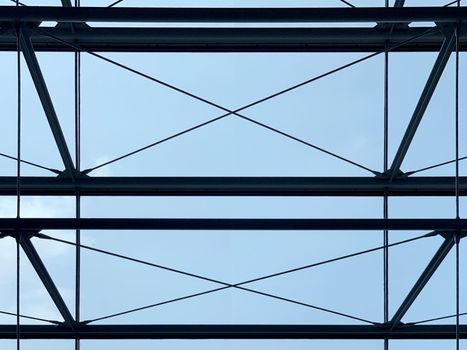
(383, 2), (390, 350)
(454, 5), (460, 348)
(74, 3), (81, 350)
(15, 17), (21, 350)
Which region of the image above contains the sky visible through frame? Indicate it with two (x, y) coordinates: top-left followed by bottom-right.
(1, 0), (467, 349)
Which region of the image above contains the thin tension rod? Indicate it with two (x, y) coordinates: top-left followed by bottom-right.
(38, 231), (432, 323)
(0, 152), (61, 174)
(0, 310), (61, 325)
(38, 26), (439, 175)
(40, 29), (378, 175)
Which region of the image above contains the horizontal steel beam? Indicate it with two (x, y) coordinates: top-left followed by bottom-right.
(0, 218), (466, 231)
(0, 26), (458, 52)
(0, 324), (465, 339)
(0, 176), (465, 196)
(1, 6), (467, 24)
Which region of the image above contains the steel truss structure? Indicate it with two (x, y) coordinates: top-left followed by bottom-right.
(1, 2), (467, 348)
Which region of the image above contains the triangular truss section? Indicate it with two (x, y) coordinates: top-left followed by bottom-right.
(402, 55), (456, 176)
(87, 116), (373, 176)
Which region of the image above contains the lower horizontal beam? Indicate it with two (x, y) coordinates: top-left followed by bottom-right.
(0, 324), (465, 339)
(0, 218), (466, 231)
(0, 176), (466, 196)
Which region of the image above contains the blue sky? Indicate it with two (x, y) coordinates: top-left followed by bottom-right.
(0, 1), (467, 349)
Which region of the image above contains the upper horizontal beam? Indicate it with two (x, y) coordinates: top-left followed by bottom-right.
(0, 176), (465, 197)
(1, 6), (467, 24)
(0, 26), (458, 53)
(0, 324), (466, 339)
(0, 218), (466, 231)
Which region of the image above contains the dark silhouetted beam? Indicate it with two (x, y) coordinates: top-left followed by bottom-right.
(376, 0), (406, 28)
(19, 30), (76, 177)
(0, 176), (465, 196)
(19, 236), (75, 327)
(0, 218), (467, 231)
(388, 28), (456, 179)
(1, 6), (467, 24)
(0, 324), (466, 339)
(390, 235), (455, 328)
(0, 26), (459, 52)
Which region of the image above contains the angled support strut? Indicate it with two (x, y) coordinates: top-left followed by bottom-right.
(387, 25), (456, 180)
(389, 234), (455, 328)
(19, 234), (75, 327)
(19, 26), (76, 179)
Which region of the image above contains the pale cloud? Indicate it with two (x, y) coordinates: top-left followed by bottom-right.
(350, 135), (369, 153)
(22, 196), (75, 218)
(89, 156), (113, 177)
(0, 196), (16, 218)
(0, 238), (16, 287)
(21, 288), (62, 323)
(0, 196), (74, 218)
